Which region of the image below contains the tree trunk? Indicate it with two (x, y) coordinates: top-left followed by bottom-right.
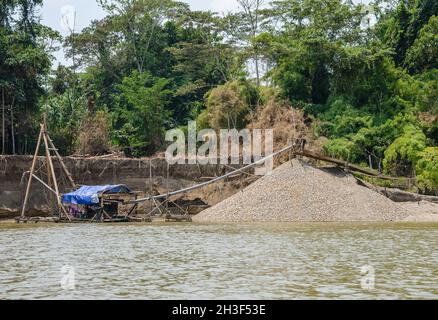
(10, 95), (15, 155)
(1, 87), (4, 154)
(255, 52), (260, 87)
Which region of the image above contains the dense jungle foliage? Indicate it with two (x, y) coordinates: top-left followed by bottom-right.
(0, 0), (437, 192)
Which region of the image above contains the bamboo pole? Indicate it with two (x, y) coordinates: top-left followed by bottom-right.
(10, 95), (15, 155)
(21, 125), (43, 217)
(42, 128), (71, 221)
(100, 197), (104, 222)
(295, 150), (400, 179)
(1, 87), (5, 154)
(43, 116), (54, 215)
(46, 156), (54, 210)
(46, 133), (76, 189)
(29, 173), (57, 195)
(45, 140), (54, 214)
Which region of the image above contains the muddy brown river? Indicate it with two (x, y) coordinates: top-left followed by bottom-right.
(0, 222), (437, 300)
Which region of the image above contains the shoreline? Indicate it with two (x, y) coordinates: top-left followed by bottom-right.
(2, 212), (438, 225)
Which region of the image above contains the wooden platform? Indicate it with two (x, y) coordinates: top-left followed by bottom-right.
(165, 215), (192, 222)
(15, 217), (59, 224)
(15, 215), (191, 224)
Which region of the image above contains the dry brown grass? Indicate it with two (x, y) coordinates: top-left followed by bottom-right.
(77, 111), (112, 156)
(247, 97), (318, 163)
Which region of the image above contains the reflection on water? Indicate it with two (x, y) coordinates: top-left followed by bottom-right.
(0, 222), (437, 300)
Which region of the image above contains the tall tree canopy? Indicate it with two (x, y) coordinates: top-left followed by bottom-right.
(1, 0), (438, 192)
(0, 0), (58, 154)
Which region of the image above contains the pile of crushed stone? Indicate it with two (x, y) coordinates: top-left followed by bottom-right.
(193, 159), (411, 222)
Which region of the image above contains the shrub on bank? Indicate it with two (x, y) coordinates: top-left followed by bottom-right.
(416, 147), (438, 195)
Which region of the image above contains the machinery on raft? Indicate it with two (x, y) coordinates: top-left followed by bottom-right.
(16, 118), (193, 224)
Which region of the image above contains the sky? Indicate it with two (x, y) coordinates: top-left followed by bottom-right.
(41, 0), (244, 65)
(40, 0), (371, 66)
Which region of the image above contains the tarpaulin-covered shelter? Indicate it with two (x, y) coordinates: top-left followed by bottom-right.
(62, 185), (132, 205)
(61, 185), (137, 222)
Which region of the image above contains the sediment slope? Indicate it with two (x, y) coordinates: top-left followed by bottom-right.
(194, 159), (411, 222)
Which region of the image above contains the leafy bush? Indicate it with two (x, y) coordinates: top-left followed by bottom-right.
(416, 147), (438, 194)
(323, 138), (362, 163)
(203, 80), (258, 130)
(45, 89), (87, 155)
(114, 71), (172, 156)
(415, 70), (438, 113)
(426, 119), (438, 145)
(405, 16), (438, 73)
(314, 121), (336, 137)
(383, 125), (427, 176)
(353, 113), (419, 162)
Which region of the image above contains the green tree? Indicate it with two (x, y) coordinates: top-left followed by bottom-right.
(383, 2), (412, 67)
(115, 71), (171, 156)
(45, 88), (88, 155)
(0, 0), (57, 155)
(416, 147), (438, 194)
(201, 80), (258, 130)
(405, 15), (438, 73)
(324, 138), (363, 163)
(383, 124), (427, 176)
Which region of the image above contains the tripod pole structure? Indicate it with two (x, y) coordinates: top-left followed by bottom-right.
(46, 133), (76, 189)
(21, 124), (44, 218)
(42, 121), (71, 221)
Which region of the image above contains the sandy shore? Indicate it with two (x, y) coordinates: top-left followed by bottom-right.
(400, 201), (438, 222)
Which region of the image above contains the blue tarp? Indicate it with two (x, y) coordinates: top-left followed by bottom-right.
(62, 185), (132, 205)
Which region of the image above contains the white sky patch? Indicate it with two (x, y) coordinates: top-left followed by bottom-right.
(41, 0), (374, 66)
(209, 0), (241, 13)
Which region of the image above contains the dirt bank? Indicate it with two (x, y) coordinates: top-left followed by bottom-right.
(3, 155), (438, 223)
(0, 155), (252, 218)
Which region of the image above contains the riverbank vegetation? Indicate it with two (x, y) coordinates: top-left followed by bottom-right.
(0, 0), (437, 193)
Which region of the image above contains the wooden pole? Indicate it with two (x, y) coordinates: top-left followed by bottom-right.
(10, 95), (15, 155)
(100, 197), (104, 222)
(295, 150), (414, 181)
(29, 172), (57, 195)
(1, 87), (5, 154)
(43, 116), (54, 214)
(46, 133), (76, 189)
(166, 163), (170, 215)
(21, 125), (43, 217)
(42, 127), (70, 221)
(46, 148), (54, 213)
(149, 160), (152, 194)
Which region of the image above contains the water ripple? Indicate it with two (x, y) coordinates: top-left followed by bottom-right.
(0, 222), (437, 300)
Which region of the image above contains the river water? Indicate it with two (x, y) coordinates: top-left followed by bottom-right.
(0, 222), (437, 300)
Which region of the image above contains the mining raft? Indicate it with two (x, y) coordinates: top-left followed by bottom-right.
(60, 184), (146, 223)
(16, 118), (193, 224)
(17, 183), (194, 224)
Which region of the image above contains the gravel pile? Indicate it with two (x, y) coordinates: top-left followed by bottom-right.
(194, 159), (410, 222)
